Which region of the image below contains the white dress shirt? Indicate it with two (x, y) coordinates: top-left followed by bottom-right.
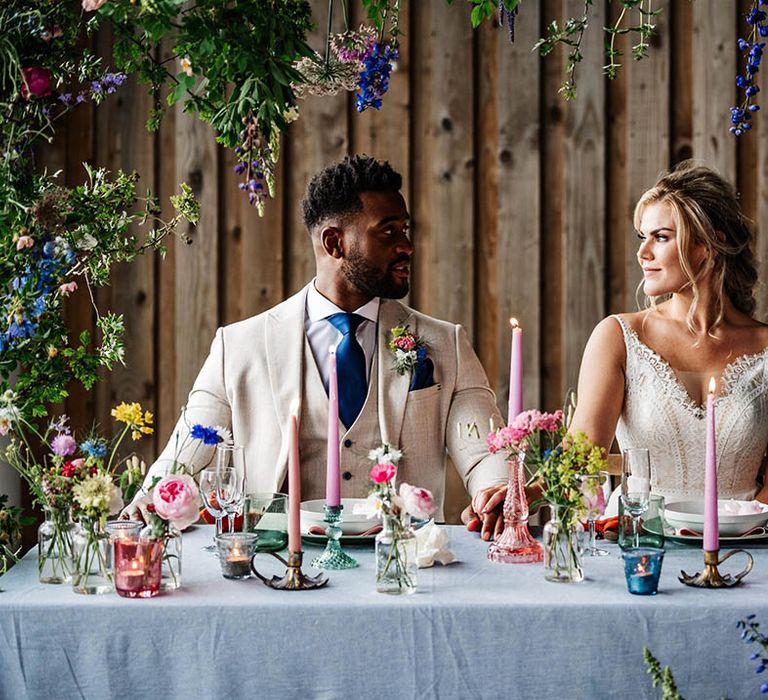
(304, 280), (380, 391)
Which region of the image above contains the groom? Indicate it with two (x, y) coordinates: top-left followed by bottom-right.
(123, 155), (508, 539)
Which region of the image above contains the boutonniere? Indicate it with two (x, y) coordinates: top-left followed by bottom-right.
(388, 325), (429, 375)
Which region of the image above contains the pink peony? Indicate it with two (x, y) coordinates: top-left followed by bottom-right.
(20, 67), (51, 100)
(82, 0), (107, 10)
(399, 483), (435, 519)
(370, 462), (396, 484)
(394, 335), (416, 351)
(58, 281), (78, 295)
(153, 474), (200, 530)
(51, 433), (77, 457)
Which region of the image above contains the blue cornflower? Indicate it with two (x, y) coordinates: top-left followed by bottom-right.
(80, 439), (108, 459)
(761, 682), (768, 694)
(191, 424), (222, 445)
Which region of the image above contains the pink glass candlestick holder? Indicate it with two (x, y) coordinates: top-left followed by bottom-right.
(487, 451), (544, 564)
(114, 537), (162, 598)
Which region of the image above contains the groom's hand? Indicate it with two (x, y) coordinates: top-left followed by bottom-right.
(462, 485), (507, 541)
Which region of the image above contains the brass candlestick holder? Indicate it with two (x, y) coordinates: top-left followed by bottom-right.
(679, 548), (754, 588)
(311, 504), (359, 570)
(251, 550), (329, 590)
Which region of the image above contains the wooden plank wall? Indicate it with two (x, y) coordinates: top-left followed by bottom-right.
(36, 0), (767, 520)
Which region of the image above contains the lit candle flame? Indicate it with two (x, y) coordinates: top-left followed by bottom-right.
(510, 317), (519, 329)
(130, 559), (139, 571)
(708, 376), (716, 395)
(636, 556), (649, 575)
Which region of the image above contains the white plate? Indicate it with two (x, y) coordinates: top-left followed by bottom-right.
(663, 499), (768, 537)
(300, 498), (373, 536)
(643, 520), (768, 543)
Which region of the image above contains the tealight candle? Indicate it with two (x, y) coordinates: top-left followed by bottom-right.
(216, 533), (258, 579)
(622, 548), (664, 596)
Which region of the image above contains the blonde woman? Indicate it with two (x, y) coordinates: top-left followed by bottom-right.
(570, 161), (768, 503)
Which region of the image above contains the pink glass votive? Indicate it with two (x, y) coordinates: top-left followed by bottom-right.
(114, 537), (163, 598)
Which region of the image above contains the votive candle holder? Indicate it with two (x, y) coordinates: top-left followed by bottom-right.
(114, 535), (163, 598)
(622, 547), (664, 595)
(216, 533), (258, 579)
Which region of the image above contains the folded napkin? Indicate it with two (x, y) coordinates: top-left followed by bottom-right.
(676, 525), (768, 538)
(415, 521), (456, 568)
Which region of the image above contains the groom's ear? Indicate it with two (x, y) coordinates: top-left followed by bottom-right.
(320, 225), (345, 259)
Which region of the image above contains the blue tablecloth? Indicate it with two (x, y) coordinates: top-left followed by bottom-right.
(1, 526), (767, 700)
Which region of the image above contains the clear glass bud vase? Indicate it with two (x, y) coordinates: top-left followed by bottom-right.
(543, 504), (584, 583)
(72, 517), (113, 594)
(375, 513), (418, 595)
(160, 525), (182, 591)
(38, 506), (78, 584)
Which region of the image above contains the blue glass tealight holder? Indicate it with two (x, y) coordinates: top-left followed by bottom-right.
(622, 547), (664, 595)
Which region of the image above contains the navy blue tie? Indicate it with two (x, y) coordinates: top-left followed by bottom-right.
(327, 313), (368, 428)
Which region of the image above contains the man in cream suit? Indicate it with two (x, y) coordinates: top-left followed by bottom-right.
(124, 156), (508, 539)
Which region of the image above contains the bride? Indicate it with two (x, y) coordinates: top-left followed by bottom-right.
(570, 161), (768, 503)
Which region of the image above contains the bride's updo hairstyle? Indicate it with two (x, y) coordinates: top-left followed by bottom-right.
(633, 160), (758, 334)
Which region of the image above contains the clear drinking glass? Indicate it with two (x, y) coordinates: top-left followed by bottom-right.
(216, 445), (246, 533)
(620, 448), (651, 548)
(578, 470), (611, 556)
(199, 468), (233, 551)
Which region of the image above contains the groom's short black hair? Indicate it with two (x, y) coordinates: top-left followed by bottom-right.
(301, 155), (403, 232)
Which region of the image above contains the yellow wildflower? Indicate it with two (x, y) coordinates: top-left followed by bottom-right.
(111, 402), (154, 440)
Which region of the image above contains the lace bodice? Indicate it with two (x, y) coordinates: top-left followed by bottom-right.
(614, 316), (768, 502)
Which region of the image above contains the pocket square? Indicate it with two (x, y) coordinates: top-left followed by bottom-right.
(409, 357), (435, 391)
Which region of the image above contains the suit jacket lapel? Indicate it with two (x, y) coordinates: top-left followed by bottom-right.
(377, 299), (413, 448)
(265, 284), (310, 490)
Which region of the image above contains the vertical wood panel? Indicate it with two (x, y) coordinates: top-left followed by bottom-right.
(93, 62), (157, 459)
(477, 5), (542, 413)
(623, 0), (671, 312)
(156, 39), (179, 447)
(173, 114), (219, 409)
(284, 0), (349, 296)
(562, 0), (606, 393)
(541, 0), (567, 411)
(411, 0), (475, 333)
(692, 0), (737, 180)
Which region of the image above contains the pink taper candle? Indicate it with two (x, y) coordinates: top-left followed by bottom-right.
(288, 401), (301, 554)
(703, 377), (718, 552)
(326, 345), (341, 507)
(508, 318), (523, 424)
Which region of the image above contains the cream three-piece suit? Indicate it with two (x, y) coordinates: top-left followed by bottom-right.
(145, 284), (507, 520)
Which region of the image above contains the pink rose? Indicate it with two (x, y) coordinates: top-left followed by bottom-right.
(20, 67), (51, 100)
(370, 462), (396, 484)
(82, 0), (107, 11)
(58, 281), (78, 295)
(394, 335), (416, 351)
(153, 474), (200, 530)
(399, 483), (435, 519)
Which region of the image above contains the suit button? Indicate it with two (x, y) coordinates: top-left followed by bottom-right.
(342, 471), (353, 481)
(344, 439), (353, 448)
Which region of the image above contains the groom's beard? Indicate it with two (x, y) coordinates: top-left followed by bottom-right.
(342, 247), (410, 300)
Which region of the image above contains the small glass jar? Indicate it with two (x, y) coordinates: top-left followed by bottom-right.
(542, 504), (584, 583)
(375, 514), (418, 595)
(114, 533), (163, 598)
(38, 506), (78, 584)
(215, 532), (257, 579)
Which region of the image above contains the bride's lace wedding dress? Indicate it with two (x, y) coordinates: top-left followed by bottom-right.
(614, 315), (768, 502)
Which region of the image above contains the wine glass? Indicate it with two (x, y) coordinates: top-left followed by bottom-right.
(216, 445), (246, 533)
(620, 448), (651, 548)
(199, 468), (232, 551)
(578, 470), (611, 556)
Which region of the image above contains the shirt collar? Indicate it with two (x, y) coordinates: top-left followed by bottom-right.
(306, 279), (380, 324)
